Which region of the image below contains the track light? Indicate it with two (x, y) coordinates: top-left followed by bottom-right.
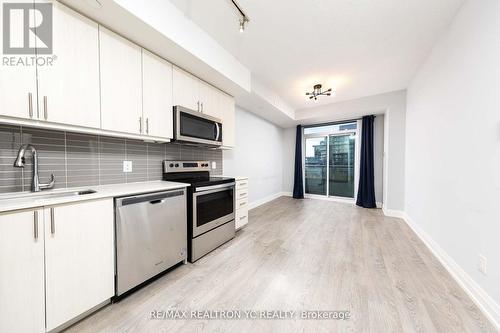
(231, 0), (249, 33)
(239, 17), (249, 32)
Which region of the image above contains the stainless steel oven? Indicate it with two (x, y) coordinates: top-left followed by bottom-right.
(173, 106), (222, 146)
(193, 182), (235, 237)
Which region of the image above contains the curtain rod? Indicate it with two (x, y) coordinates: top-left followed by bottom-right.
(302, 117), (373, 129)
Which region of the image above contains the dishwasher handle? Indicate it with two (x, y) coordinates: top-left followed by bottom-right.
(117, 189), (185, 207)
(149, 199), (165, 205)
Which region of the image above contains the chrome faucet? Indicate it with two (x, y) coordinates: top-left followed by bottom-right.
(14, 144), (55, 192)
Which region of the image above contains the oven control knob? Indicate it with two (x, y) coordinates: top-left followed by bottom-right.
(169, 163), (174, 168)
(175, 163), (179, 167)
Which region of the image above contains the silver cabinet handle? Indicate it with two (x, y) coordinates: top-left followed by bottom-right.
(43, 96), (48, 120)
(239, 202), (246, 206)
(146, 118), (149, 134)
(197, 101), (200, 112)
(239, 215), (247, 220)
(139, 116), (143, 133)
(50, 207), (55, 234)
(239, 183), (247, 186)
(28, 93), (33, 118)
(239, 193), (246, 196)
(33, 211), (38, 240)
(201, 102), (204, 113)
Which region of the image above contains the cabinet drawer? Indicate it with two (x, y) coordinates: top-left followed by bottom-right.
(236, 196), (248, 210)
(236, 188), (248, 200)
(236, 179), (248, 190)
(235, 208), (249, 229)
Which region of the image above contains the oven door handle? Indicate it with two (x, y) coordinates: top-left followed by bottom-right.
(195, 182), (235, 193)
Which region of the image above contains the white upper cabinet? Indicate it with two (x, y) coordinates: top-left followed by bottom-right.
(0, 209), (45, 333)
(37, 1), (100, 128)
(99, 27), (143, 134)
(142, 49), (173, 139)
(173, 66), (200, 111)
(220, 93), (236, 148)
(0, 2), (37, 120)
(44, 199), (114, 332)
(199, 81), (221, 119)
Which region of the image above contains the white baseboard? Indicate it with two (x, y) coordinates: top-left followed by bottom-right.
(248, 192), (288, 210)
(382, 207), (406, 219)
(402, 213), (500, 330)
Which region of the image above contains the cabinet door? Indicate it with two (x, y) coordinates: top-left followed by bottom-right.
(44, 199), (114, 331)
(220, 93), (236, 148)
(36, 1), (100, 128)
(172, 66), (200, 111)
(0, 2), (37, 120)
(0, 210), (45, 333)
(100, 27), (143, 134)
(142, 49), (173, 139)
(199, 81), (221, 119)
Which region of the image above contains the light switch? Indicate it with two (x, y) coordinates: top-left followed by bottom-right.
(211, 161), (217, 169)
(123, 161), (133, 173)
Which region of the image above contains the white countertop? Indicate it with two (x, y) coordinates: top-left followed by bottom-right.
(0, 181), (189, 214)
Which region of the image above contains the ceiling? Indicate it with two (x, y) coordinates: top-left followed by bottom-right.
(169, 0), (464, 110)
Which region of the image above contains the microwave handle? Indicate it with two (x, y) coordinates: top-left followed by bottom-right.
(215, 123), (220, 141)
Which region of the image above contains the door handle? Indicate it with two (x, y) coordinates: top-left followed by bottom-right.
(50, 207), (55, 235)
(28, 93), (33, 118)
(43, 96), (48, 120)
(197, 101), (200, 112)
(201, 102), (204, 113)
(33, 211), (38, 240)
(139, 116), (143, 133)
(146, 117), (149, 134)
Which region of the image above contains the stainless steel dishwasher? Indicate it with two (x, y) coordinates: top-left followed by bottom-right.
(115, 188), (187, 296)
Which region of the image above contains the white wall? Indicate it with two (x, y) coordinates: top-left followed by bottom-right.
(282, 127), (296, 195)
(406, 0), (500, 325)
(373, 115), (385, 204)
(223, 107), (285, 206)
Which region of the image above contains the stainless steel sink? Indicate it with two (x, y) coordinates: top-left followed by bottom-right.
(0, 189), (97, 201)
(43, 190), (97, 199)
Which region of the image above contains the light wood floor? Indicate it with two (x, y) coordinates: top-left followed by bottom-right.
(67, 197), (496, 333)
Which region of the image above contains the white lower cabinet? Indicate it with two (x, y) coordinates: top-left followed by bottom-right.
(235, 178), (249, 229)
(44, 199), (115, 331)
(0, 209), (45, 333)
(0, 199), (114, 333)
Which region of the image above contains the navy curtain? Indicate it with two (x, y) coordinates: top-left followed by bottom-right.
(292, 125), (304, 199)
(356, 115), (376, 208)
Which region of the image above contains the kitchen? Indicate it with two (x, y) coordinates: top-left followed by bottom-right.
(1, 1), (499, 332)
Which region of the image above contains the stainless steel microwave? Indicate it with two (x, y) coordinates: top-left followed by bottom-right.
(173, 106), (222, 146)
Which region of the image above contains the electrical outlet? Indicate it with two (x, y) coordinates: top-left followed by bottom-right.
(211, 161), (217, 169)
(123, 161), (133, 173)
(479, 255), (487, 275)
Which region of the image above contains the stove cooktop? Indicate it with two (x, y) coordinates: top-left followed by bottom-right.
(162, 160), (234, 189)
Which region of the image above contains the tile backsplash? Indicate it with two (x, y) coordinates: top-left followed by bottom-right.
(0, 124), (223, 193)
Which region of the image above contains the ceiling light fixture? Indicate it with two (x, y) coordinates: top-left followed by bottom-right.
(305, 84), (334, 101)
(231, 0), (250, 32)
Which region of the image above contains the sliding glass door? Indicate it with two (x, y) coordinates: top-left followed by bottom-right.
(304, 122), (359, 199)
(305, 137), (327, 195)
(328, 134), (356, 198)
